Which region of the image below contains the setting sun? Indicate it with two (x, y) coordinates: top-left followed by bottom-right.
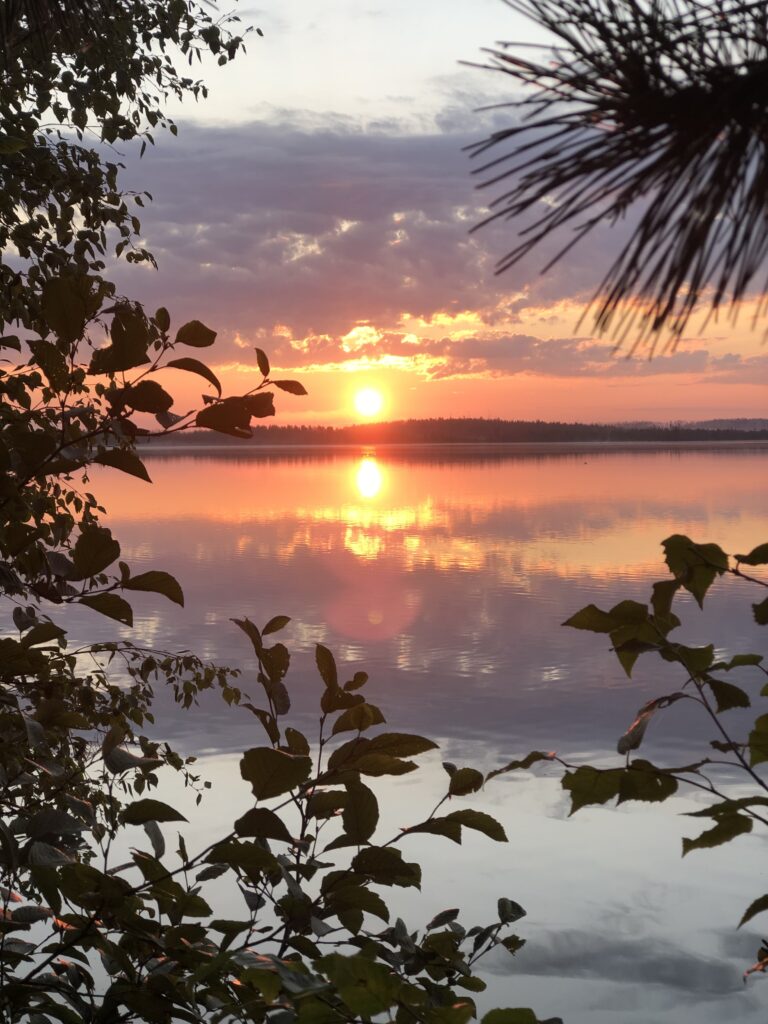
(354, 387), (383, 418)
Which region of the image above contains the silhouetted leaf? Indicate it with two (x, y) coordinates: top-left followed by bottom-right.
(72, 526), (120, 579)
(342, 781), (378, 843)
(497, 898), (527, 924)
(332, 702), (386, 735)
(617, 760), (677, 804)
(41, 276), (95, 344)
(316, 644), (338, 689)
(122, 800), (187, 825)
(449, 768), (484, 796)
(617, 694), (685, 754)
(705, 678), (750, 713)
(351, 847), (421, 888)
(124, 380), (173, 413)
(446, 809), (507, 842)
(754, 598), (768, 626)
(683, 813), (752, 856)
(124, 570), (184, 606)
(486, 751), (555, 781)
(749, 714), (768, 765)
(562, 604), (616, 632)
(166, 357), (221, 395)
(263, 615), (291, 635)
(79, 593), (133, 626)
(235, 807), (293, 843)
(94, 448), (151, 482)
(273, 379), (308, 395)
(255, 347), (270, 376)
(735, 543), (768, 566)
(562, 766), (622, 814)
(232, 617), (262, 652)
(155, 307), (170, 332)
(196, 397), (252, 437)
(239, 747), (312, 800)
(176, 319), (216, 347)
(740, 894), (768, 927)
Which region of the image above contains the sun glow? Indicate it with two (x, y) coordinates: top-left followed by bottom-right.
(354, 387), (383, 418)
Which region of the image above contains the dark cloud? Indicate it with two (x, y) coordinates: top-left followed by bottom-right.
(486, 927), (741, 996)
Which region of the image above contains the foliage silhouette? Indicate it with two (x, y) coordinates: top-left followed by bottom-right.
(0, 2), (554, 1023)
(493, 535), (768, 980)
(471, 0), (768, 344)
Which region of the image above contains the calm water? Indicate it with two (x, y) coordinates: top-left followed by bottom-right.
(81, 446), (768, 1023)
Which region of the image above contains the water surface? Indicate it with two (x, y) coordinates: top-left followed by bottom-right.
(85, 445), (768, 1024)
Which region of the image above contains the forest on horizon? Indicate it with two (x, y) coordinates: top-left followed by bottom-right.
(139, 417), (768, 446)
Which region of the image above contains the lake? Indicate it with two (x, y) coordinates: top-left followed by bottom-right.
(87, 444), (768, 1024)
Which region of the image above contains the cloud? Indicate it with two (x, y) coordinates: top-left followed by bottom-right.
(116, 118), (626, 356)
(113, 116), (768, 386)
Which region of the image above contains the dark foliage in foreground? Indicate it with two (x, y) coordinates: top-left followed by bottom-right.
(470, 0), (768, 344)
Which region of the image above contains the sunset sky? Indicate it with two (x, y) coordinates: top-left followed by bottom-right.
(118, 0), (768, 425)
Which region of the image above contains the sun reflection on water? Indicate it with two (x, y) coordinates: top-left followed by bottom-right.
(355, 457), (383, 499)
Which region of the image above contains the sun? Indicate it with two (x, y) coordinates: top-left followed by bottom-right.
(354, 387), (383, 418)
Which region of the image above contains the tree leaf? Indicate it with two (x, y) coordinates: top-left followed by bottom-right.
(155, 307), (171, 332)
(235, 807), (293, 843)
(562, 766), (622, 814)
(27, 809), (88, 838)
(482, 1011), (541, 1024)
(427, 908), (460, 930)
(740, 894), (768, 927)
(332, 702), (386, 736)
(366, 733), (438, 757)
(705, 678), (750, 713)
(446, 809), (507, 842)
(255, 347), (270, 376)
(239, 747), (312, 800)
(735, 543), (768, 566)
(342, 781), (379, 843)
(72, 525), (120, 579)
(196, 397), (253, 437)
(485, 751), (555, 782)
(682, 813), (752, 856)
(753, 598), (768, 627)
(750, 714), (768, 765)
(617, 693), (685, 753)
(124, 570), (184, 606)
(122, 799), (187, 825)
(166, 357), (221, 395)
(41, 276), (95, 344)
(351, 847), (421, 888)
(273, 379), (308, 395)
(263, 615), (291, 635)
(497, 898), (527, 924)
(79, 593), (133, 626)
(176, 320), (217, 347)
(316, 644), (338, 689)
(562, 604), (616, 632)
(232, 617), (262, 652)
(617, 760), (678, 804)
(405, 818), (463, 844)
(93, 448), (152, 482)
(449, 768), (484, 796)
(124, 380), (173, 413)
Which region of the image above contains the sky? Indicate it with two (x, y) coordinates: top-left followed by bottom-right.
(116, 0), (768, 425)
